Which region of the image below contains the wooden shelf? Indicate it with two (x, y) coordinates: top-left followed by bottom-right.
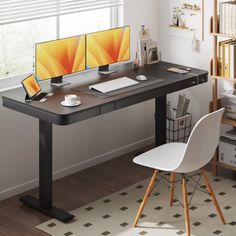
(169, 25), (189, 30)
(222, 117), (236, 127)
(211, 160), (236, 172)
(211, 32), (236, 38)
(211, 0), (236, 174)
(210, 75), (236, 82)
(181, 7), (200, 12)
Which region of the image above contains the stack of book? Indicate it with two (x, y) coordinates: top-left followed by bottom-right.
(222, 128), (236, 141)
(222, 89), (236, 119)
(219, 1), (236, 35)
(218, 39), (236, 78)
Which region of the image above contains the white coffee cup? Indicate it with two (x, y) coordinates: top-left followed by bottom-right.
(64, 94), (80, 105)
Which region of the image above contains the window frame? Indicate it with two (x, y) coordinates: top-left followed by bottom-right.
(0, 5), (123, 92)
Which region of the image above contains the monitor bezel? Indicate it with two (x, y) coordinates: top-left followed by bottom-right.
(86, 25), (131, 70)
(35, 34), (86, 82)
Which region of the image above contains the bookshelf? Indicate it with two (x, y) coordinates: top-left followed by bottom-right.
(211, 0), (236, 175)
(211, 33), (236, 38)
(210, 75), (236, 82)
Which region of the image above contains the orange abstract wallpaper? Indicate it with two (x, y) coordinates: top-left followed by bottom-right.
(22, 74), (41, 97)
(36, 35), (86, 80)
(86, 26), (130, 69)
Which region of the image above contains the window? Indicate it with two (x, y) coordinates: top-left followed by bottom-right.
(0, 18), (57, 81)
(0, 0), (123, 90)
(60, 9), (112, 38)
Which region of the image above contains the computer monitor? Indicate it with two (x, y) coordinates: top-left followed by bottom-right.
(35, 35), (86, 87)
(86, 26), (130, 74)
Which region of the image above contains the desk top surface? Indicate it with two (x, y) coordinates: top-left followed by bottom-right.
(2, 61), (208, 125)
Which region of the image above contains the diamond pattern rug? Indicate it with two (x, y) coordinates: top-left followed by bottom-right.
(37, 173), (236, 236)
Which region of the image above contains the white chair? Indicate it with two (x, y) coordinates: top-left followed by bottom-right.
(133, 108), (226, 236)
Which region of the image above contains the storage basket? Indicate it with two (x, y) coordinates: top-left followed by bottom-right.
(166, 111), (192, 143)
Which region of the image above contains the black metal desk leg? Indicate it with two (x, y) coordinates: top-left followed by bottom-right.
(20, 120), (74, 222)
(155, 96), (167, 147)
(39, 119), (52, 209)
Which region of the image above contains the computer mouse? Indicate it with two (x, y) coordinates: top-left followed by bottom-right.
(136, 75), (147, 81)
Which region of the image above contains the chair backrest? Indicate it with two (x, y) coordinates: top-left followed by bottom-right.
(174, 108), (225, 173)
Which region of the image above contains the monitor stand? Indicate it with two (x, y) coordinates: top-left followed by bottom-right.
(98, 65), (116, 75)
(50, 76), (70, 87)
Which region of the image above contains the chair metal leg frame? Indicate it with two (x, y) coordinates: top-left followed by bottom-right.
(133, 170), (226, 234)
(169, 172), (176, 206)
(163, 172), (201, 208)
(182, 174), (191, 236)
(186, 174), (209, 196)
(201, 170), (226, 224)
(185, 173), (203, 206)
(133, 170), (158, 227)
(167, 172), (210, 208)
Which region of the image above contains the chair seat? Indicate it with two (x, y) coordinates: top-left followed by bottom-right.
(133, 143), (187, 172)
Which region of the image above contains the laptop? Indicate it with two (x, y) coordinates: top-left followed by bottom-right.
(21, 74), (53, 102)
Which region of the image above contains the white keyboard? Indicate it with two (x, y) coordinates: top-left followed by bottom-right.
(89, 77), (139, 94)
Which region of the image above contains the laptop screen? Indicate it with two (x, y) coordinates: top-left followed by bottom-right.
(22, 74), (41, 98)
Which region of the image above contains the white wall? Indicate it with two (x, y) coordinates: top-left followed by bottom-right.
(159, 0), (232, 125)
(124, 0), (159, 58)
(0, 0), (159, 201)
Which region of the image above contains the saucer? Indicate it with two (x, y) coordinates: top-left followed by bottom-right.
(61, 100), (81, 107)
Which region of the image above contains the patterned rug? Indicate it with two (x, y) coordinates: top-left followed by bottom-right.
(37, 172), (236, 236)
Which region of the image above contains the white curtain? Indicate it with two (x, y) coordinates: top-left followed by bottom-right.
(0, 0), (123, 25)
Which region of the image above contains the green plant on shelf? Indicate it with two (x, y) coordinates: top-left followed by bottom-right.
(171, 6), (185, 27)
(181, 3), (200, 11)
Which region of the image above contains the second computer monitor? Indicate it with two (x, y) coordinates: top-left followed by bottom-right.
(86, 26), (130, 73)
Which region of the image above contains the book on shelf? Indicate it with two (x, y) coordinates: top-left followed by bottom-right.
(224, 41), (230, 77)
(229, 42), (236, 78)
(219, 1), (236, 35)
(219, 39), (230, 77)
(218, 39), (236, 79)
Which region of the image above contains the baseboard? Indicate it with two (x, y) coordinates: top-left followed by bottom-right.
(0, 136), (154, 202)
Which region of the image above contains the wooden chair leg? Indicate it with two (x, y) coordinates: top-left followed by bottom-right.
(182, 175), (191, 236)
(133, 170), (158, 227)
(201, 171), (226, 224)
(169, 172), (176, 206)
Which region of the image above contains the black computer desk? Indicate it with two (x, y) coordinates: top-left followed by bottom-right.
(2, 61), (208, 222)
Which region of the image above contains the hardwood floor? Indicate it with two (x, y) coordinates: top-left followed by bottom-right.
(0, 148), (153, 236)
(0, 146), (235, 236)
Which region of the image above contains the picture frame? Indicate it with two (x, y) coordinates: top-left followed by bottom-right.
(146, 41), (159, 64)
(139, 25), (150, 40)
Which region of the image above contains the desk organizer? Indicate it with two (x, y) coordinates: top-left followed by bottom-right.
(166, 111), (192, 143)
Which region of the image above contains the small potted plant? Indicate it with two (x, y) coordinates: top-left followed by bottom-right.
(193, 4), (200, 11)
(172, 7), (184, 27)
